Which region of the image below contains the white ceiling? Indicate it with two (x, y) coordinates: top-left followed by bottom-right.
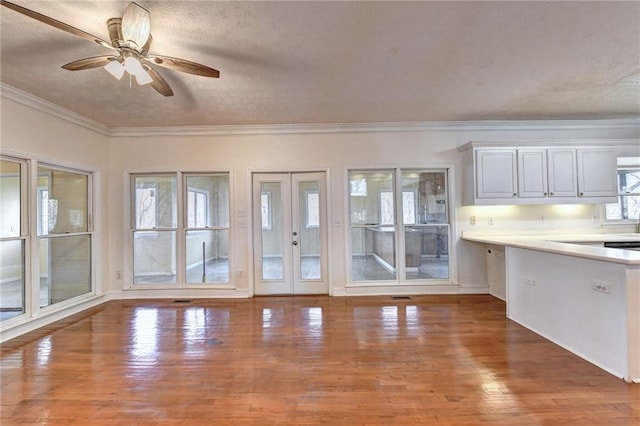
(1, 1), (639, 128)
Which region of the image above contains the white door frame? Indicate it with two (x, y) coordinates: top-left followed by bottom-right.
(252, 171), (328, 295)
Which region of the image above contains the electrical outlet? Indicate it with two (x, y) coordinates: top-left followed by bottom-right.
(470, 216), (476, 225)
(488, 217), (494, 225)
(525, 277), (535, 286)
(592, 280), (609, 293)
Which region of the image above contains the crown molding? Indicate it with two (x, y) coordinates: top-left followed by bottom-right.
(2, 82), (639, 137)
(110, 118), (640, 137)
(1, 83), (110, 136)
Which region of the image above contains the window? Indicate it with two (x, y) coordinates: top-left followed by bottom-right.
(349, 170), (396, 281)
(306, 191), (320, 228)
(135, 187), (157, 229)
(261, 191), (272, 229)
(37, 165), (93, 307)
(348, 169), (450, 283)
(131, 173), (231, 286)
(132, 174), (177, 285)
(187, 188), (208, 228)
(185, 174), (230, 284)
(605, 157), (640, 221)
(0, 157), (26, 320)
(379, 191), (395, 225)
(401, 170), (449, 281)
(350, 178), (367, 196)
(402, 191), (417, 225)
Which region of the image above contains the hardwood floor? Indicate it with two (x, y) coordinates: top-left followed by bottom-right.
(1, 295), (638, 424)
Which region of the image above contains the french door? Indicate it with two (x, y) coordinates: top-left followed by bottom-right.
(253, 172), (328, 295)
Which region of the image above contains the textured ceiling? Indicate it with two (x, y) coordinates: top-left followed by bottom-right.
(1, 1), (639, 128)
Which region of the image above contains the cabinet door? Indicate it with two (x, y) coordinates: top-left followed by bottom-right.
(518, 149), (548, 198)
(475, 149), (517, 199)
(547, 149), (577, 197)
(577, 148), (617, 197)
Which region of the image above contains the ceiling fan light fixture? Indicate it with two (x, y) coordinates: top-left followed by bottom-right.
(104, 59), (125, 80)
(124, 55), (144, 75)
(134, 69), (153, 86)
(123, 55), (152, 85)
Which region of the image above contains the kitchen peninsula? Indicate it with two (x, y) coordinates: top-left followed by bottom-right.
(462, 232), (640, 383)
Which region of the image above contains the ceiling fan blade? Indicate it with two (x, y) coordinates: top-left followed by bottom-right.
(122, 2), (151, 50)
(62, 56), (117, 71)
(0, 0), (114, 50)
(143, 65), (174, 97)
(148, 55), (220, 78)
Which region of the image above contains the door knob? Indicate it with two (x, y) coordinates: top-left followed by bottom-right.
(292, 231), (298, 236)
(292, 241), (298, 246)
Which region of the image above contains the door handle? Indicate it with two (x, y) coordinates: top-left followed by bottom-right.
(292, 231), (298, 236)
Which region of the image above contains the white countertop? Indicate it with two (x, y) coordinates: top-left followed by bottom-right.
(461, 232), (640, 265)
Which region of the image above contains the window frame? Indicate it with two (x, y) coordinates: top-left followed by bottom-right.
(0, 155), (28, 321)
(36, 162), (95, 309)
(602, 158), (640, 225)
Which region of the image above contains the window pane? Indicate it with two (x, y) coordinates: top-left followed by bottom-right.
(380, 191), (394, 225)
(133, 175), (176, 229)
(260, 182), (282, 280)
(133, 231), (176, 284)
(401, 171), (447, 224)
(299, 183), (321, 280)
(0, 159), (21, 238)
(402, 191), (416, 225)
(40, 235), (91, 307)
(606, 195), (640, 220)
(0, 240), (24, 320)
(306, 192), (320, 228)
(261, 192), (271, 229)
(185, 230), (229, 284)
(349, 171), (393, 225)
(605, 167), (640, 220)
(350, 226), (396, 281)
(405, 225), (449, 280)
(185, 175), (229, 228)
(38, 167), (88, 234)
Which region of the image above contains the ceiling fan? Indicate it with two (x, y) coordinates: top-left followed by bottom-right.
(1, 0), (220, 96)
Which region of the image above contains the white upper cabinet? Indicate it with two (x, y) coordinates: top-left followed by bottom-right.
(547, 149), (577, 198)
(459, 142), (619, 205)
(517, 149), (548, 198)
(476, 149), (517, 199)
(577, 148), (617, 197)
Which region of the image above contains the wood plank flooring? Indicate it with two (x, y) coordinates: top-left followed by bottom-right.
(1, 295), (638, 424)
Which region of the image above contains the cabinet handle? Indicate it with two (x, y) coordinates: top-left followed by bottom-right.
(543, 192), (547, 196)
(550, 192), (555, 196)
(513, 193), (517, 197)
(579, 192), (584, 196)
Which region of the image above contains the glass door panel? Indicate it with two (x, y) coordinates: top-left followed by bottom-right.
(292, 173), (327, 294)
(260, 180), (286, 282)
(253, 172), (327, 295)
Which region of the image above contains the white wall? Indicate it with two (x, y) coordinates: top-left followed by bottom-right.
(0, 97), (111, 339)
(107, 122), (639, 297)
(2, 93), (639, 303)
